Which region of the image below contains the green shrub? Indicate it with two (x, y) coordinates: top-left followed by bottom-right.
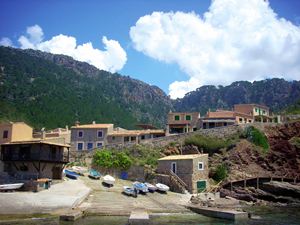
(114, 152), (132, 170)
(184, 135), (234, 155)
(246, 126), (269, 152)
(93, 149), (114, 169)
(212, 164), (228, 182)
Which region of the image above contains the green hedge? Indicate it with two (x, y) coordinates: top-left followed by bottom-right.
(93, 149), (132, 170)
(212, 164), (228, 182)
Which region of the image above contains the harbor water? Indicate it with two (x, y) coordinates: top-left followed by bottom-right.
(0, 206), (299, 225)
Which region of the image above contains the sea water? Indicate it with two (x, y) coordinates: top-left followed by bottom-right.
(0, 206), (299, 225)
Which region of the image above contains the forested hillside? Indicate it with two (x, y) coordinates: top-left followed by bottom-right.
(0, 47), (173, 129)
(174, 79), (300, 115)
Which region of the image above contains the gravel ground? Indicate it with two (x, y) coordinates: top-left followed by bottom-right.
(79, 175), (191, 215)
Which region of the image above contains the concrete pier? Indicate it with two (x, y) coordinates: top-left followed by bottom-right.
(187, 205), (248, 220)
(128, 210), (150, 225)
(60, 210), (83, 221)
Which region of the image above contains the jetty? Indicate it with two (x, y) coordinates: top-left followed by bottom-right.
(187, 204), (248, 220)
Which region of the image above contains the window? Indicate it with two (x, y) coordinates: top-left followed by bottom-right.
(77, 130), (83, 138)
(249, 120), (252, 123)
(3, 130), (8, 139)
(96, 142), (103, 148)
(112, 136), (115, 140)
(171, 162), (177, 174)
(77, 142), (83, 151)
(174, 115), (180, 121)
(262, 110), (266, 114)
(198, 162), (204, 170)
(97, 130), (103, 138)
(239, 118), (243, 122)
(87, 142), (93, 150)
(185, 115), (191, 120)
(255, 108), (258, 112)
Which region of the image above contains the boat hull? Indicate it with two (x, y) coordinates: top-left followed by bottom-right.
(64, 169), (79, 180)
(133, 182), (148, 193)
(156, 183), (170, 192)
(0, 183), (24, 190)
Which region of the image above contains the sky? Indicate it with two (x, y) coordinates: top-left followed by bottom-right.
(0, 0), (300, 99)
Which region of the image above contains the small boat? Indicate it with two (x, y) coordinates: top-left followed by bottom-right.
(88, 169), (101, 179)
(72, 166), (87, 175)
(103, 175), (115, 185)
(133, 182), (148, 193)
(0, 183), (24, 191)
(155, 183), (169, 192)
(123, 186), (137, 197)
(64, 169), (79, 180)
(145, 182), (157, 192)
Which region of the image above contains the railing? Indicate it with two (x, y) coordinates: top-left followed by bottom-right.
(167, 169), (188, 188)
(1, 153), (68, 163)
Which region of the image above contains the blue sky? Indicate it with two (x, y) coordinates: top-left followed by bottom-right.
(1, 0), (300, 98)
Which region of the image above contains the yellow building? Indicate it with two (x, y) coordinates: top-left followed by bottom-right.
(0, 122), (33, 144)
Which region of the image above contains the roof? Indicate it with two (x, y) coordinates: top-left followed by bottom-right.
(71, 124), (113, 129)
(1, 140), (70, 147)
(158, 154), (208, 160)
(206, 110), (235, 118)
(109, 129), (165, 136)
(234, 104), (269, 110)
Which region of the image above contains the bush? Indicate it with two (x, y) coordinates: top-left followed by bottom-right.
(184, 135), (234, 155)
(212, 164), (228, 182)
(246, 126), (269, 152)
(93, 149), (132, 171)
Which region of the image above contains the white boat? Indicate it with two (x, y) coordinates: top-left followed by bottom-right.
(145, 182), (157, 192)
(155, 183), (169, 192)
(71, 166), (88, 175)
(103, 175), (115, 185)
(0, 183), (24, 191)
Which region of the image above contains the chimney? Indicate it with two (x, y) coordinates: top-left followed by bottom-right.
(75, 121), (80, 127)
(92, 121), (96, 125)
(41, 127), (45, 139)
(65, 125), (69, 131)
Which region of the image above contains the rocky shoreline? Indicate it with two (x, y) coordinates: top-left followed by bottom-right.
(220, 181), (300, 206)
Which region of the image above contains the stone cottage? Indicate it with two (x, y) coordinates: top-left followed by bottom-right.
(157, 154), (209, 194)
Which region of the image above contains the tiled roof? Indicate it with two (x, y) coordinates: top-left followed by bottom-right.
(158, 154), (207, 160)
(1, 140), (70, 147)
(109, 129), (165, 136)
(71, 124), (113, 129)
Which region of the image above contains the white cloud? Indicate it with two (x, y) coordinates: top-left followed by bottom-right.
(16, 25), (126, 73)
(130, 0), (300, 99)
(0, 37), (13, 47)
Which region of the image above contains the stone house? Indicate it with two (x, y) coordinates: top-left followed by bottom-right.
(166, 112), (200, 135)
(0, 122), (33, 144)
(157, 154), (209, 194)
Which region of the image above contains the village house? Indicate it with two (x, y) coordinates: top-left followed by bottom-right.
(1, 140), (70, 179)
(0, 122), (70, 179)
(202, 109), (253, 129)
(166, 112), (200, 135)
(157, 154), (209, 194)
(234, 104), (281, 123)
(70, 122), (165, 151)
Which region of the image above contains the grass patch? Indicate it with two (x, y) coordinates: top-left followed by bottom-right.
(184, 134), (237, 155)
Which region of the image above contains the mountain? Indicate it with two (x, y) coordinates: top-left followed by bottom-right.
(174, 79), (300, 115)
(0, 46), (173, 129)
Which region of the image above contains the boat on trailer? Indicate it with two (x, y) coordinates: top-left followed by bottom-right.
(64, 169), (80, 180)
(133, 182), (148, 193)
(145, 182), (157, 192)
(88, 169), (101, 179)
(123, 186), (137, 197)
(0, 183), (24, 191)
(103, 175), (115, 186)
(155, 183), (170, 192)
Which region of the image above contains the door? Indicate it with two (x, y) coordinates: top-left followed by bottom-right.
(52, 166), (62, 179)
(197, 180), (206, 192)
(171, 162), (177, 174)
